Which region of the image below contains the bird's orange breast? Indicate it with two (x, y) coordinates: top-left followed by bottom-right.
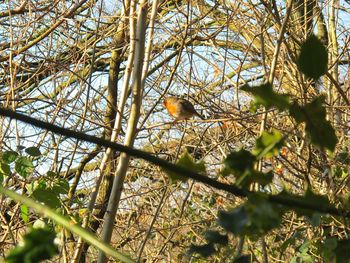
(165, 101), (178, 116)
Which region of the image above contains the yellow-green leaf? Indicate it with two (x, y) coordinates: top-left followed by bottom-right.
(253, 129), (284, 159)
(165, 151), (206, 183)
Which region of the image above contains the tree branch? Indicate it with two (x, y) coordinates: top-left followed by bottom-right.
(0, 107), (349, 218)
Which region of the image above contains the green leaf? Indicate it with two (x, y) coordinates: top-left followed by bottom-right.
(280, 231), (300, 253)
(218, 195), (282, 238)
(299, 240), (311, 253)
(234, 170), (273, 189)
(297, 34), (328, 79)
(224, 150), (272, 189)
(47, 171), (57, 177)
(332, 166), (348, 179)
(335, 151), (350, 165)
(290, 96), (338, 151)
(204, 230), (228, 245)
(308, 212), (322, 226)
(0, 162), (10, 183)
(245, 195), (282, 235)
(21, 205), (29, 223)
(25, 147), (42, 157)
(52, 179), (69, 195)
(224, 149), (256, 175)
(241, 82), (290, 111)
(316, 237), (337, 262)
(218, 206), (250, 236)
(25, 180), (44, 195)
(2, 151), (18, 164)
(290, 96), (327, 121)
(165, 151), (206, 183)
(249, 100), (259, 113)
(32, 188), (61, 209)
(15, 157), (34, 178)
(340, 195), (350, 210)
(335, 239), (350, 263)
(324, 237), (338, 251)
(233, 170), (251, 188)
(293, 240), (315, 263)
(253, 129), (284, 159)
(188, 243), (216, 258)
(233, 255), (250, 263)
(248, 171), (273, 187)
(5, 227), (58, 263)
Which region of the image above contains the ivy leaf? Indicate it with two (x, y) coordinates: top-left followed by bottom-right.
(224, 149), (256, 175)
(241, 82), (290, 111)
(25, 180), (44, 195)
(290, 96), (338, 152)
(297, 34), (328, 79)
(218, 195), (282, 238)
(233, 255), (250, 263)
(324, 237), (338, 251)
(245, 195), (282, 236)
(249, 100), (259, 113)
(308, 212), (322, 227)
(188, 243), (216, 258)
(15, 157), (34, 178)
(2, 151), (18, 164)
(21, 205), (29, 223)
(0, 162), (10, 183)
(332, 166), (348, 179)
(253, 129), (284, 159)
(52, 179), (69, 195)
(316, 237), (337, 261)
(315, 237), (338, 262)
(248, 171), (273, 187)
(224, 150), (272, 189)
(47, 171), (57, 177)
(5, 227), (58, 263)
(204, 230), (228, 245)
(165, 151), (206, 183)
(218, 206), (250, 236)
(280, 230), (301, 253)
(32, 188), (61, 209)
(334, 239), (350, 263)
(25, 147), (42, 157)
(335, 151), (350, 165)
(292, 240), (315, 262)
(234, 170), (273, 189)
(17, 145), (26, 151)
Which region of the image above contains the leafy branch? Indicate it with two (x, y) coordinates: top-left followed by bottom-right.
(0, 185), (134, 263)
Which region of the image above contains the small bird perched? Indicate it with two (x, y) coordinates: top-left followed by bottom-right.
(163, 96), (204, 120)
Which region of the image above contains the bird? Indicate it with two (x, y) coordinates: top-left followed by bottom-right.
(163, 96), (204, 120)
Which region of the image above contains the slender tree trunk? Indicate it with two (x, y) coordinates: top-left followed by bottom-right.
(97, 1), (148, 262)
